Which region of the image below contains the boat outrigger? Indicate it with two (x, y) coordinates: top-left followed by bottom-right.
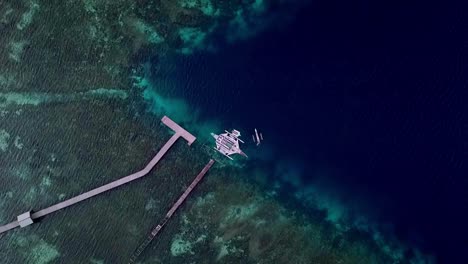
(252, 128), (263, 146)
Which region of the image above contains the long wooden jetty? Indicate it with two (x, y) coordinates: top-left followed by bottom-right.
(128, 159), (215, 264)
(0, 116), (196, 234)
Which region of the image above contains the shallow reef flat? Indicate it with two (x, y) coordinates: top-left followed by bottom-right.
(0, 96), (209, 263)
(0, 0), (296, 93)
(0, 0), (434, 263)
(0, 98), (428, 263)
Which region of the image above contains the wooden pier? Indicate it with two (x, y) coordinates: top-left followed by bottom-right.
(0, 116), (196, 234)
(128, 159), (215, 264)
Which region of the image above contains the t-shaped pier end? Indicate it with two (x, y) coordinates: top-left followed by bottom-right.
(161, 116), (196, 145)
(0, 115), (197, 234)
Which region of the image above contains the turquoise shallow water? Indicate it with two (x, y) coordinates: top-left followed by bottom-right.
(2, 0), (465, 263)
(138, 2), (468, 262)
(0, 69), (434, 263)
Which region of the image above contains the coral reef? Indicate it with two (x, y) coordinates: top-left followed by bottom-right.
(0, 0), (296, 96)
(0, 0), (434, 263)
(0, 129), (10, 152)
(164, 174), (401, 263)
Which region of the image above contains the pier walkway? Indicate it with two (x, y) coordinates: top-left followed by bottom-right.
(128, 159), (215, 264)
(0, 116), (196, 234)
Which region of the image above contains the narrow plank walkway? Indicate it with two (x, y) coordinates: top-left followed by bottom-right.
(0, 116), (195, 234)
(128, 159), (215, 264)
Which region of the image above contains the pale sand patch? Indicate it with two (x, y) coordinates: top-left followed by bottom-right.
(0, 89), (128, 107)
(29, 239), (60, 264)
(9, 40), (28, 62)
(14, 136), (24, 149)
(90, 258), (104, 264)
(144, 198), (159, 211)
(15, 235), (60, 264)
(11, 163), (32, 180)
(0, 129), (10, 152)
(16, 1), (40, 31)
(170, 233), (207, 257)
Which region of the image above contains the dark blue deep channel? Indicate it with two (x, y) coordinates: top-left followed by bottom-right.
(147, 1), (468, 262)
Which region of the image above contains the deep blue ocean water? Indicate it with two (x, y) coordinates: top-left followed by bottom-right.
(144, 1), (467, 262)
